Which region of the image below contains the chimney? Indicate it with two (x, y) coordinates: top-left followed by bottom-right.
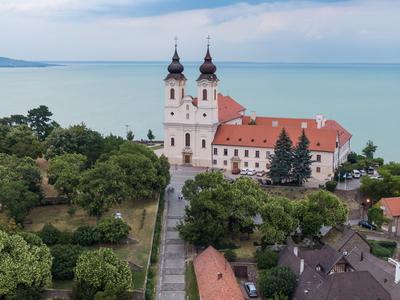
(217, 272), (223, 280)
(293, 246), (299, 257)
(361, 252), (364, 261)
(250, 111), (256, 124)
(322, 116), (327, 127)
(315, 114), (324, 129)
(300, 259), (305, 275)
(301, 122), (308, 129)
(272, 120), (278, 127)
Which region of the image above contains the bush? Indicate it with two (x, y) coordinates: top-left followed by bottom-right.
(224, 249), (237, 262)
(369, 240), (396, 258)
(72, 225), (101, 246)
(325, 180), (338, 193)
(258, 266), (297, 299)
(256, 249), (278, 270)
(67, 206), (77, 216)
(97, 217), (131, 243)
(50, 244), (84, 280)
(39, 223), (71, 245)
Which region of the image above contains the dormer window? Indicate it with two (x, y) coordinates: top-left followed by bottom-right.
(202, 89), (207, 100)
(170, 88), (175, 99)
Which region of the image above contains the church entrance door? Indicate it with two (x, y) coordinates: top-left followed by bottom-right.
(232, 162), (239, 170)
(184, 154), (191, 164)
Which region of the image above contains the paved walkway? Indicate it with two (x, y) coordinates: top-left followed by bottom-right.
(157, 166), (204, 300)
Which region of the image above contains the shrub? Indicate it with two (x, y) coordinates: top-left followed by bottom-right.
(325, 180), (338, 193)
(68, 206), (77, 216)
(72, 225), (101, 246)
(97, 217), (131, 243)
(258, 266), (297, 299)
(39, 223), (71, 245)
(50, 244), (84, 280)
(256, 249), (278, 270)
(224, 249), (237, 262)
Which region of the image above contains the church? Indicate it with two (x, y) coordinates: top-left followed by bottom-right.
(163, 42), (352, 182)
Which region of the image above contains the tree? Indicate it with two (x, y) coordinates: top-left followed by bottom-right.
(296, 190), (348, 236)
(178, 172), (265, 247)
(48, 153), (87, 200)
(77, 160), (129, 219)
(0, 181), (40, 223)
(0, 230), (52, 298)
(260, 198), (298, 244)
(292, 130), (312, 185)
(126, 130), (134, 142)
(97, 217), (131, 243)
(74, 248), (132, 300)
(368, 207), (385, 228)
(147, 129), (155, 142)
(45, 124), (104, 165)
(362, 140), (378, 159)
(39, 223), (71, 246)
(258, 267), (297, 299)
(268, 128), (293, 184)
(256, 249), (279, 270)
(27, 105), (58, 140)
(51, 244), (84, 280)
(360, 169), (400, 201)
(3, 125), (42, 158)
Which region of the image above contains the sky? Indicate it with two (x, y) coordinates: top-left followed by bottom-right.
(0, 0), (399, 62)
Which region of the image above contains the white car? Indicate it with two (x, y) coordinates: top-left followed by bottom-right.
(352, 170), (361, 179)
(256, 170), (266, 177)
(360, 169), (367, 176)
(247, 169), (256, 176)
(114, 212), (122, 219)
(240, 168), (248, 175)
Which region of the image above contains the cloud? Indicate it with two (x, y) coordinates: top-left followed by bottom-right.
(0, 0), (399, 62)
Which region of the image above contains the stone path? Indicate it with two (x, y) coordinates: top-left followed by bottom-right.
(157, 166), (203, 300)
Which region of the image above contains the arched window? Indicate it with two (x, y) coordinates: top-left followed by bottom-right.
(182, 88), (184, 97)
(186, 104), (189, 110)
(186, 113), (189, 120)
(202, 89), (207, 100)
(214, 89), (217, 100)
(170, 88), (175, 99)
(185, 133), (190, 147)
(170, 137), (175, 146)
(202, 139), (206, 149)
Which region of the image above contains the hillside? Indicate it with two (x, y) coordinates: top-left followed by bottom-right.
(0, 56), (57, 67)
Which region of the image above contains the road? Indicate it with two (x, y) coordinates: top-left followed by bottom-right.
(157, 166), (204, 300)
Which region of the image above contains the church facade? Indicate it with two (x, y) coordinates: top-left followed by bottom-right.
(163, 43), (352, 182)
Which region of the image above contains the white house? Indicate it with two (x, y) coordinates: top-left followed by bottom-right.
(163, 42), (352, 182)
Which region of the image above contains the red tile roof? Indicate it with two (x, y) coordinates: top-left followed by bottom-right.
(193, 246), (244, 300)
(242, 116), (352, 146)
(213, 124), (339, 152)
(381, 197), (400, 217)
(192, 93), (245, 123)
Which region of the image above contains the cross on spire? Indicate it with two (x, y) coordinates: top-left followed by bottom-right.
(174, 35), (178, 49)
(206, 35), (211, 47)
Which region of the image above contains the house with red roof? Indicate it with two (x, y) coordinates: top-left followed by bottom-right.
(193, 246), (244, 300)
(378, 197), (400, 236)
(163, 42), (352, 182)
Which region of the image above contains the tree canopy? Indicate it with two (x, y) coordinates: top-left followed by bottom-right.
(74, 248), (132, 300)
(268, 128), (293, 184)
(0, 230), (52, 298)
(292, 130), (312, 185)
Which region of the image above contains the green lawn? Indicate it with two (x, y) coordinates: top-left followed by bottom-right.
(20, 198), (158, 290)
(186, 262), (200, 300)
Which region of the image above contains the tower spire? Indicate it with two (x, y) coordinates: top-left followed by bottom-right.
(165, 36), (186, 80)
(198, 35), (217, 81)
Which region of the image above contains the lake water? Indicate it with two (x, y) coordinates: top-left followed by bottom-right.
(0, 62), (399, 161)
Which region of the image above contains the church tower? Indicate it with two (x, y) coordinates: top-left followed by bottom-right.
(196, 39), (219, 125)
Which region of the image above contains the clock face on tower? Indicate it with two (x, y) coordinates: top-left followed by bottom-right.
(202, 83), (207, 87)
(169, 81), (175, 87)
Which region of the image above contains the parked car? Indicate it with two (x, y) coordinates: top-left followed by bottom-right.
(244, 282), (258, 298)
(256, 170), (266, 177)
(367, 167), (375, 175)
(178, 193), (184, 200)
(343, 173), (353, 180)
(114, 212), (122, 219)
(258, 179), (272, 187)
(240, 168), (248, 175)
(370, 175), (383, 180)
(359, 169), (367, 176)
(352, 170), (361, 179)
(247, 169), (256, 176)
(358, 220), (377, 230)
